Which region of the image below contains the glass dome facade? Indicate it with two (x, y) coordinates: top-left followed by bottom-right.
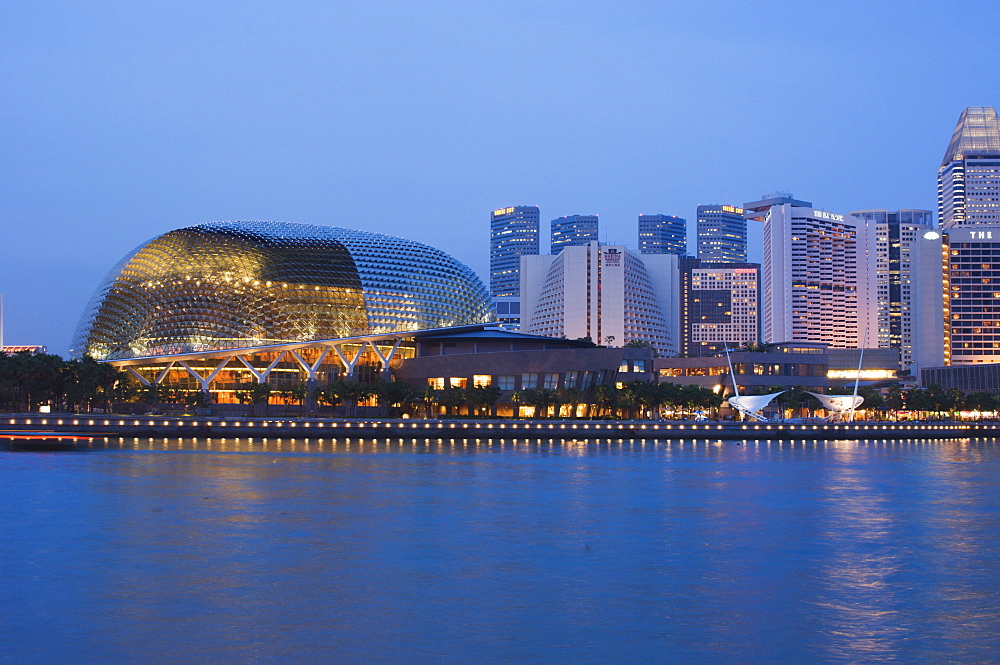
(73, 221), (495, 360)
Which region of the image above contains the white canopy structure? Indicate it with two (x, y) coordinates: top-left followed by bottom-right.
(803, 391), (864, 421)
(728, 392), (786, 422)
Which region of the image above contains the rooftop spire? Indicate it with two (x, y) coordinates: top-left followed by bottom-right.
(941, 106), (1000, 167)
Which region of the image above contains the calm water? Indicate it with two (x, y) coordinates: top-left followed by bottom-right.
(2, 437), (999, 664)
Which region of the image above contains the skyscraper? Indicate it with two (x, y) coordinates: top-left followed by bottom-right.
(939, 106), (1000, 229)
(551, 215), (598, 254)
(851, 209), (943, 374)
(638, 214), (686, 255)
(745, 193), (877, 348)
(934, 110), (1000, 366)
(696, 205), (747, 263)
(490, 205), (539, 298)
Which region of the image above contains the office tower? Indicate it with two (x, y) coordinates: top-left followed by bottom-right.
(939, 106), (1000, 229)
(551, 215), (598, 254)
(489, 206), (539, 298)
(696, 205), (747, 262)
(638, 214), (686, 255)
(678, 257), (760, 357)
(521, 241), (678, 356)
(851, 209), (943, 374)
(745, 193), (877, 348)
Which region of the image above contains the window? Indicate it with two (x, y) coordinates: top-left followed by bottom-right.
(564, 371), (579, 388)
(428, 377), (444, 390)
(521, 373), (538, 389)
(449, 377), (467, 388)
(619, 361), (630, 372)
(473, 375), (491, 387)
(496, 375), (515, 391)
(633, 359), (647, 372)
(543, 373), (560, 389)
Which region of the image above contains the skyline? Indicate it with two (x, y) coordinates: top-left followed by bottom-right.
(3, 1), (1000, 354)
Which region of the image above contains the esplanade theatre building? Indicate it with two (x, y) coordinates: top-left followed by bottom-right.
(73, 221), (630, 408)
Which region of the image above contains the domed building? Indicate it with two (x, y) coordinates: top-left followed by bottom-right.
(73, 221), (494, 360)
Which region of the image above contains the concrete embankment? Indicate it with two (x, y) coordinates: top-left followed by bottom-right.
(2, 414), (997, 442)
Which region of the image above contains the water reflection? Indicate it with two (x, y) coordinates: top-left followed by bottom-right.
(1, 438), (998, 663)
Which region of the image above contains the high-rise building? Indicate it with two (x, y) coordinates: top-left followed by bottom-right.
(851, 209), (944, 375)
(745, 193), (877, 348)
(551, 215), (598, 254)
(934, 110), (1000, 367)
(638, 214), (686, 255)
(489, 205), (539, 298)
(678, 257), (760, 357)
(521, 241), (678, 356)
(939, 107), (1000, 229)
(941, 224), (1000, 365)
(696, 205), (747, 263)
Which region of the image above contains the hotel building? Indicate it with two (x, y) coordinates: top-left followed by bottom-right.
(696, 204), (747, 263)
(941, 224), (1000, 365)
(745, 193), (877, 349)
(678, 258), (760, 357)
(521, 241), (678, 356)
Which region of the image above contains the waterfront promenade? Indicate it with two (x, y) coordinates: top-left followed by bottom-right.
(1, 413), (993, 442)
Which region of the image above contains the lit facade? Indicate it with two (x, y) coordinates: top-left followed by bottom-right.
(746, 193), (877, 349)
(73, 221), (494, 361)
(490, 205), (539, 298)
(851, 209), (943, 375)
(938, 107), (1000, 229)
(679, 257), (760, 357)
(941, 225), (1000, 365)
(638, 214), (686, 255)
(551, 215), (598, 254)
(696, 205), (747, 263)
(521, 241), (678, 355)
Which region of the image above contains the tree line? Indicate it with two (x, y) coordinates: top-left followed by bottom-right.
(3, 350), (999, 420)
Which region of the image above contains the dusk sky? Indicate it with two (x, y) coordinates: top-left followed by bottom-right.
(3, 0), (999, 355)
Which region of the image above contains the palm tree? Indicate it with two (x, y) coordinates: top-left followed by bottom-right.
(467, 384), (501, 417)
(436, 386), (466, 417)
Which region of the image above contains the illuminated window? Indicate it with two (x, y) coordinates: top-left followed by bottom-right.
(449, 377), (467, 389)
(428, 377), (444, 390)
(473, 375), (491, 388)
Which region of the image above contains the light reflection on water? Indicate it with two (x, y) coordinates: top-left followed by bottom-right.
(2, 438), (999, 664)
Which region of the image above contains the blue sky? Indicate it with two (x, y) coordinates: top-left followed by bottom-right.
(2, 0), (999, 355)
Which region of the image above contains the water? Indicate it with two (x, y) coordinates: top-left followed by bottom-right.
(2, 438), (999, 664)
